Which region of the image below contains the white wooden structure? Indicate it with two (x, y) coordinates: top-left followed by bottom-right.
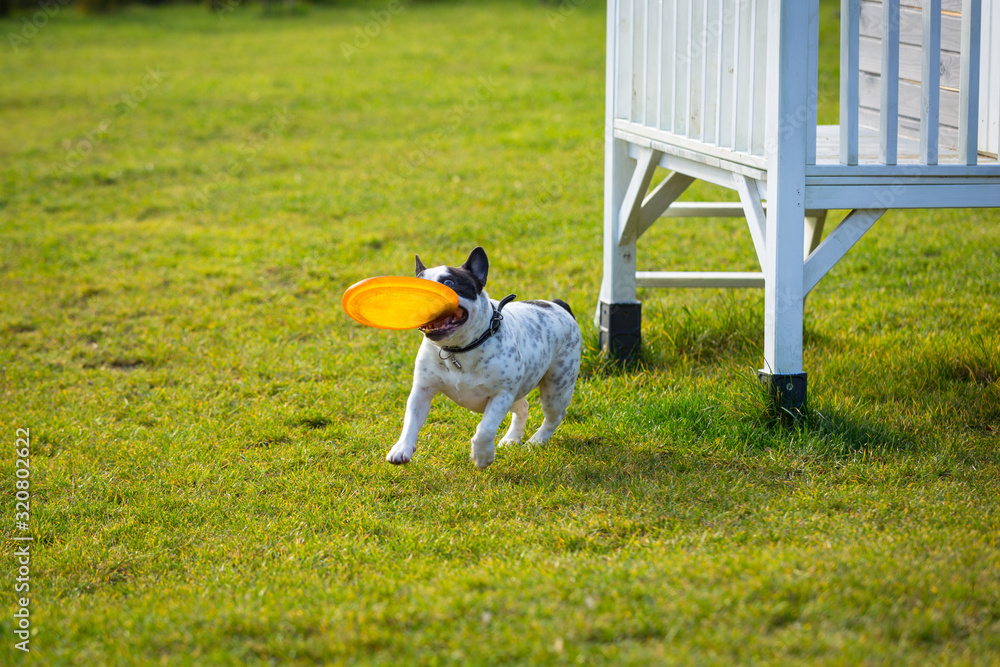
(598, 0), (1000, 406)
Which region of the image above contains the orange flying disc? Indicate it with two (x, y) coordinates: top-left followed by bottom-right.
(342, 276), (460, 330)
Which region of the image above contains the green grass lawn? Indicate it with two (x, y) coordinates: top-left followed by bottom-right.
(2, 0), (999, 664)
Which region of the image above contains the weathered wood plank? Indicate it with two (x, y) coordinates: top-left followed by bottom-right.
(859, 107), (959, 151)
(750, 0), (769, 156)
(860, 1), (962, 50)
(674, 0), (690, 136)
(658, 0), (676, 132)
(644, 0), (659, 127)
(630, 0), (645, 124)
(615, 0), (633, 120)
(859, 37), (961, 90)
(860, 72), (961, 131)
(808, 0), (820, 164)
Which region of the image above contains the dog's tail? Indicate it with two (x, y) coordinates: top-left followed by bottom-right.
(552, 299), (575, 319)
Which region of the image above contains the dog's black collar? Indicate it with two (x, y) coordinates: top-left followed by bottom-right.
(442, 294), (516, 355)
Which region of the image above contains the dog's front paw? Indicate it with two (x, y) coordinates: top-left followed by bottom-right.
(470, 438), (495, 469)
(386, 442), (415, 465)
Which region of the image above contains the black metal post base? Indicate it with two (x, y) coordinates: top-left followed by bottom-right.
(599, 302), (641, 361)
(758, 371), (807, 410)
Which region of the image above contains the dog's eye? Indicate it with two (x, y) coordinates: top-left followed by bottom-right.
(443, 280), (454, 287)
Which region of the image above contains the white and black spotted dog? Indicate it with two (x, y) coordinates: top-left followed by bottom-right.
(386, 247), (582, 469)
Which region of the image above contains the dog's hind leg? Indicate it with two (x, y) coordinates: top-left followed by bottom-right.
(499, 397), (529, 446)
(528, 354), (579, 445)
(527, 392), (567, 445)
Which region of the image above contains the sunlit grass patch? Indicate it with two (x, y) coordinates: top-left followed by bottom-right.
(1, 1), (999, 664)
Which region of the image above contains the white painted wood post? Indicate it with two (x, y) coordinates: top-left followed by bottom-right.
(920, 0), (942, 165)
(959, 0), (982, 165)
(880, 0), (900, 165)
(599, 0), (642, 358)
(840, 0), (860, 165)
(762, 0), (811, 406)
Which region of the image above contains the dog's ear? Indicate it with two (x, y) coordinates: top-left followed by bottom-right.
(463, 247), (489, 288)
(415, 254), (426, 276)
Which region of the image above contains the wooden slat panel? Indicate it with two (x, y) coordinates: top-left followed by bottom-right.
(860, 1), (962, 50)
(630, 0), (646, 124)
(645, 0), (659, 128)
(979, 0), (994, 157)
(718, 0), (735, 149)
(712, 0), (729, 146)
(859, 37), (961, 89)
(733, 0), (753, 152)
(900, 0), (962, 10)
(704, 0), (722, 145)
(697, 0), (712, 142)
(860, 72), (961, 130)
(616, 0), (633, 120)
(727, 3), (744, 150)
(673, 0), (690, 136)
(659, 0), (676, 132)
(985, 0), (1000, 158)
(860, 107), (960, 152)
(750, 0), (768, 156)
(808, 0), (820, 164)
(688, 0), (703, 138)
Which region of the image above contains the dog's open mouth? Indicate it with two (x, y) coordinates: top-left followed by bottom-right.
(419, 307), (468, 339)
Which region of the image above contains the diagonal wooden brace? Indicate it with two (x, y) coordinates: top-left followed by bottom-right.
(803, 208), (885, 295)
(734, 174), (768, 271)
(617, 147), (662, 245)
(635, 171), (695, 240)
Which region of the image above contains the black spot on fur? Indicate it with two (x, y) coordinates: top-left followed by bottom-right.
(525, 299), (574, 319)
(552, 299), (574, 318)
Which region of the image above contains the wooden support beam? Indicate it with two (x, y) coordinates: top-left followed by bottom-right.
(636, 271), (765, 289)
(803, 208), (885, 295)
(635, 171), (695, 239)
(764, 0), (810, 385)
